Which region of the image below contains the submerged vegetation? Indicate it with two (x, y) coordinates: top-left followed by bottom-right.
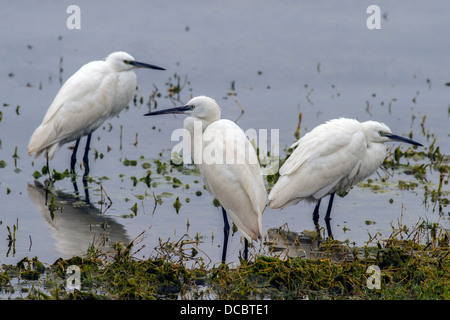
(0, 218), (449, 300)
(1, 62), (448, 300)
(3, 128), (447, 300)
(1, 125), (449, 300)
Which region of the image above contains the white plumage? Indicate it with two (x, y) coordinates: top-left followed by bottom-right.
(196, 118), (266, 241)
(145, 96), (266, 261)
(28, 51), (164, 174)
(268, 118), (422, 236)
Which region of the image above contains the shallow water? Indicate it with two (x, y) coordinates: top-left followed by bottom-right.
(0, 1), (449, 267)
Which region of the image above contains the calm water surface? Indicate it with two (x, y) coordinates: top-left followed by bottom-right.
(0, 1), (448, 266)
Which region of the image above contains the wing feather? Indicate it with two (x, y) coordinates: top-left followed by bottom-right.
(28, 61), (117, 157)
(198, 119), (266, 241)
(268, 121), (366, 209)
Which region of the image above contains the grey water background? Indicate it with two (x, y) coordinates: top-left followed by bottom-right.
(0, 1), (448, 267)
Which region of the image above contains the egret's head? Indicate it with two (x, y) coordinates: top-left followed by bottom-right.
(105, 51), (165, 72)
(182, 96), (221, 121)
(144, 96), (221, 123)
(363, 121), (422, 146)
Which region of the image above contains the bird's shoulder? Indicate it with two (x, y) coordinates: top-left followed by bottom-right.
(205, 119), (240, 132)
(202, 119), (247, 149)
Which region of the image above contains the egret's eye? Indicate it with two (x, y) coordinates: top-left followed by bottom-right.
(188, 105), (196, 110)
(378, 130), (386, 137)
(123, 60), (131, 65)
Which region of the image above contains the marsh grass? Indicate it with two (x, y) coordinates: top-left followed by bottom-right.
(3, 101), (447, 300)
(1, 71), (448, 301)
(0, 217), (448, 300)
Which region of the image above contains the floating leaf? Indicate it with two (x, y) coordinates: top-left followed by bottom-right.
(123, 158), (137, 166)
(130, 202), (138, 215)
(173, 197), (181, 213)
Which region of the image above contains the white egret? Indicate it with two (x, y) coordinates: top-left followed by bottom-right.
(268, 118), (423, 237)
(28, 51), (165, 176)
(144, 96), (266, 262)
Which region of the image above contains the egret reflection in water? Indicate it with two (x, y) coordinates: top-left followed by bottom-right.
(27, 181), (129, 258)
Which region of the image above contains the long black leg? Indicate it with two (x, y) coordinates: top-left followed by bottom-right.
(70, 139), (81, 175)
(312, 199), (321, 231)
(82, 133), (92, 177)
(82, 174), (91, 205)
(243, 238), (249, 262)
(46, 156), (50, 178)
(324, 193), (335, 238)
(72, 179), (80, 199)
(221, 207), (230, 263)
(44, 152), (53, 204)
(43, 151), (54, 182)
(70, 139), (81, 200)
(72, 171), (91, 205)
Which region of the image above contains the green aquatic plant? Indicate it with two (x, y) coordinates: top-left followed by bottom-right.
(1, 217), (448, 300)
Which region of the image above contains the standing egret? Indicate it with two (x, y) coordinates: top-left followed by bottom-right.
(268, 118), (423, 238)
(144, 96), (266, 262)
(28, 51), (165, 177)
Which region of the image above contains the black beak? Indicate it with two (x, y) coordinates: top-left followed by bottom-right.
(144, 106), (191, 116)
(129, 60), (165, 71)
(386, 133), (423, 146)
